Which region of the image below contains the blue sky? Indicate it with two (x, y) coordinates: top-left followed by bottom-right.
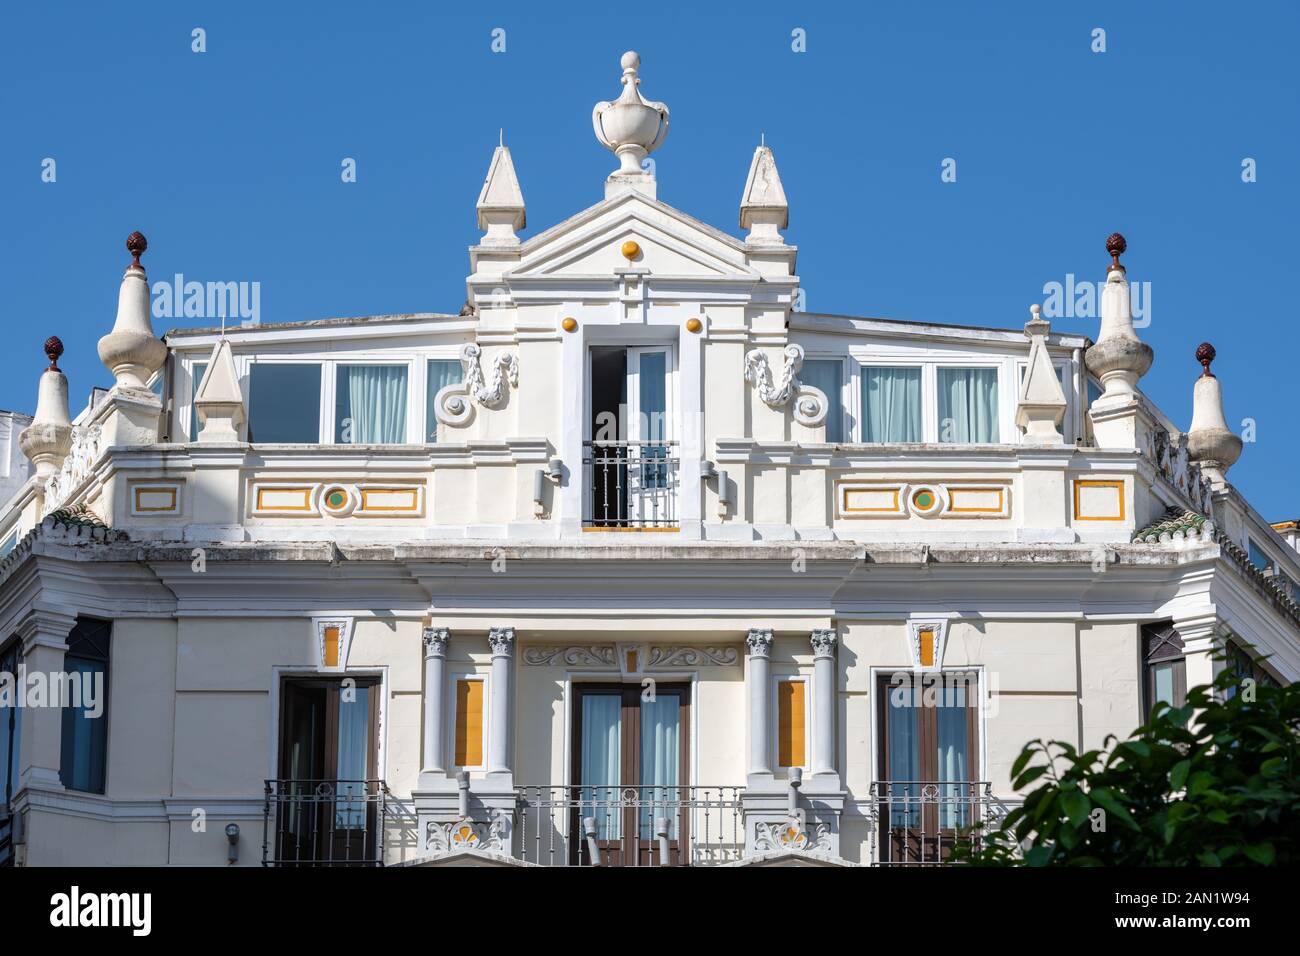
(2, 1), (1296, 518)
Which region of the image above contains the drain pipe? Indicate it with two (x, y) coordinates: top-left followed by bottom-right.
(457, 770), (470, 819)
(583, 816), (601, 865)
(533, 457), (563, 517)
(787, 766), (803, 817)
(700, 459), (729, 518)
(656, 817), (671, 866)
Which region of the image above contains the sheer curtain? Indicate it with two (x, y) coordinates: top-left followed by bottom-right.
(861, 367), (922, 442)
(337, 365), (408, 444)
(887, 690), (920, 828)
(640, 695), (680, 838)
(335, 687), (371, 828)
(580, 695), (621, 840)
(938, 367), (999, 443)
(426, 359), (463, 442)
(936, 684), (970, 828)
(800, 360), (844, 442)
(188, 362), (208, 440)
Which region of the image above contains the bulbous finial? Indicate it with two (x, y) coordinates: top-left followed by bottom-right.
(126, 231), (148, 268)
(621, 50), (640, 74)
(593, 51), (670, 184)
(1106, 232), (1126, 273)
(1196, 342), (1216, 377)
(44, 336), (64, 372)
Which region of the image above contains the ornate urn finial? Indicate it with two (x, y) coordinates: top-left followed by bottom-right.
(126, 231), (148, 268)
(1106, 232), (1126, 273)
(592, 51), (670, 184)
(44, 336), (64, 372)
(1196, 341), (1216, 377)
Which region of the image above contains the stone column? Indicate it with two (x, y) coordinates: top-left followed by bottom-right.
(420, 627), (449, 782)
(486, 628), (515, 778)
(16, 604), (78, 790)
(810, 629), (837, 779)
(746, 628), (774, 783)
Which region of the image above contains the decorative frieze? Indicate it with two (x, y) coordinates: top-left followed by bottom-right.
(44, 423), (102, 515)
(425, 813), (508, 855)
(249, 480), (424, 518)
(521, 644), (740, 668)
(753, 817), (831, 853)
(522, 645), (616, 667)
(646, 645), (739, 667)
(837, 481), (1009, 520)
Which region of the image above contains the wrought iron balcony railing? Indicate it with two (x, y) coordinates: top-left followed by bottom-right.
(866, 781), (1013, 865)
(583, 440), (679, 530)
(262, 779), (390, 867)
(515, 785), (743, 866)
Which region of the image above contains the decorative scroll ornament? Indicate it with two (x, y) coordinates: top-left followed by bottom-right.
(743, 344), (827, 426)
(522, 645), (617, 667)
(646, 646), (739, 667)
(426, 812), (508, 855)
(43, 423), (102, 515)
(753, 815), (831, 853)
(434, 343), (519, 426)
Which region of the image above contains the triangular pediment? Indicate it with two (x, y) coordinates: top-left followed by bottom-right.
(508, 192), (758, 281)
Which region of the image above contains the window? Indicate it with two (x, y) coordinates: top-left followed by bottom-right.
(876, 671), (979, 863)
(571, 684), (689, 865)
(860, 366), (922, 442)
(274, 675), (381, 865)
(425, 359), (463, 442)
(777, 678), (806, 768)
(1142, 622), (1186, 719)
(334, 364), (408, 444)
(59, 618), (110, 794)
(248, 363), (322, 443)
(800, 359), (845, 442)
(0, 531), (16, 558)
(453, 677), (484, 767)
(1225, 643), (1278, 699)
(937, 367), (999, 443)
(0, 639), (18, 866)
(187, 362), (207, 440)
(1247, 538), (1275, 575)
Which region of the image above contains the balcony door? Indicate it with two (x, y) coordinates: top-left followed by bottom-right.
(275, 676), (381, 865)
(587, 346), (676, 529)
(571, 684), (690, 865)
(876, 672), (979, 864)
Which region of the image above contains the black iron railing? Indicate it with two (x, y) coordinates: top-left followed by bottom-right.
(867, 781), (1012, 865)
(262, 779), (389, 866)
(583, 440), (679, 529)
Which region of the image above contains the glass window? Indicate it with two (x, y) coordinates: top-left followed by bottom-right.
(1246, 538), (1275, 574)
(800, 359), (844, 442)
(0, 639), (18, 865)
(59, 619), (110, 794)
(860, 366), (922, 442)
(248, 364), (322, 443)
(425, 359), (463, 442)
(938, 367), (1000, 443)
(0, 532), (16, 558)
(1142, 623), (1185, 719)
(334, 364), (408, 444)
(188, 362), (207, 440)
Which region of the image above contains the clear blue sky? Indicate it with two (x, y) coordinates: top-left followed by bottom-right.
(2, 1), (1296, 519)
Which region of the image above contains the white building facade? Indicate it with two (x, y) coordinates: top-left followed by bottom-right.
(1, 52), (1296, 868)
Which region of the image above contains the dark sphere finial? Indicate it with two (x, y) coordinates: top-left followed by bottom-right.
(1196, 342), (1216, 377)
(44, 336), (64, 372)
(1106, 232), (1127, 273)
(126, 231), (148, 267)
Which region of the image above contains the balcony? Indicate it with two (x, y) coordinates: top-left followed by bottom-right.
(584, 440), (679, 530)
(262, 779), (390, 866)
(515, 785), (743, 866)
(0, 812), (12, 868)
(867, 781), (1012, 865)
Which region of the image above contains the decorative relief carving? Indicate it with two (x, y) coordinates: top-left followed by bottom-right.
(426, 812), (508, 855)
(646, 645), (739, 667)
(1142, 425), (1214, 516)
(745, 628), (774, 658)
(522, 645), (617, 667)
(753, 817), (831, 853)
(44, 423), (102, 515)
(435, 344), (519, 426)
(743, 344), (827, 427)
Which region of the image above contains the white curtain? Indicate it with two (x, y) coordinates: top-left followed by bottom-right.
(861, 367), (922, 442)
(640, 696), (680, 838)
(188, 362), (208, 440)
(426, 359), (463, 442)
(938, 367), (999, 443)
(800, 360), (844, 442)
(580, 695), (621, 840)
(339, 365), (408, 444)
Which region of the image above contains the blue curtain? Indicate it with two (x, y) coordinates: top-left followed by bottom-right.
(426, 359), (463, 442)
(639, 695), (680, 838)
(58, 658), (106, 793)
(935, 683), (970, 828)
(887, 687), (920, 827)
(580, 695), (621, 840)
(861, 367), (922, 442)
(188, 362), (208, 440)
(938, 367), (999, 443)
(800, 360), (844, 442)
(336, 365), (408, 444)
(639, 351), (668, 489)
(335, 687), (370, 828)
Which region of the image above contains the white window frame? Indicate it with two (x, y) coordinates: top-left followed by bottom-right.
(855, 360), (926, 444)
(447, 668), (489, 773)
(769, 670), (812, 775)
(802, 354), (851, 443)
(330, 358), (417, 445)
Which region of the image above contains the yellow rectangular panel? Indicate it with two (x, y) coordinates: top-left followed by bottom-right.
(777, 680), (806, 768)
(455, 679), (484, 766)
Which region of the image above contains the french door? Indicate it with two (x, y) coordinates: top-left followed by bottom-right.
(276, 676), (381, 865)
(876, 672), (979, 864)
(571, 684), (690, 865)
